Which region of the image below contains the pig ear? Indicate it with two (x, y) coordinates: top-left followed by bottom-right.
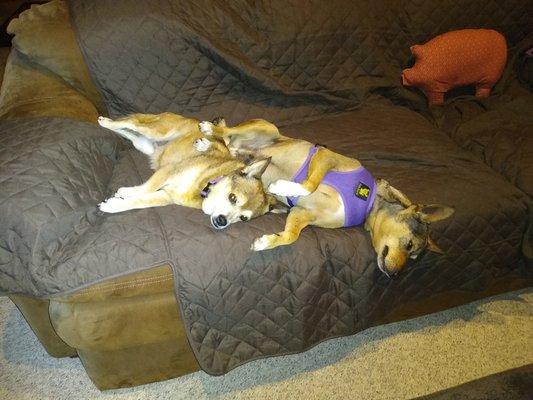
(410, 44), (421, 57)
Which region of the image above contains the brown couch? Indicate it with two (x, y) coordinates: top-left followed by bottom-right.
(1, 0), (531, 390)
(2, 2), (202, 388)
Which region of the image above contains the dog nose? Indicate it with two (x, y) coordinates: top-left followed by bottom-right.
(214, 215), (227, 227)
(382, 245), (389, 258)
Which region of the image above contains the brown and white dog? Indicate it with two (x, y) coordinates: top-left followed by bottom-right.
(197, 118), (455, 277)
(96, 113), (286, 228)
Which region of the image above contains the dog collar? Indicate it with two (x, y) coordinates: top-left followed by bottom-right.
(200, 176), (224, 199)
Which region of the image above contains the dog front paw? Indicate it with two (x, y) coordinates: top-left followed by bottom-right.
(251, 234), (277, 251)
(198, 121), (214, 136)
(193, 137), (212, 152)
(268, 180), (310, 197)
(97, 116), (112, 127)
(115, 186), (143, 199)
(98, 197), (130, 213)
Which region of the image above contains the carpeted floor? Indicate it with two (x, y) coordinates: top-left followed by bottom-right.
(1, 289), (532, 400)
(416, 364), (533, 400)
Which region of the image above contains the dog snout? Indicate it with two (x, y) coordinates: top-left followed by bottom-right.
(211, 214), (228, 229)
(378, 246), (403, 278)
(386, 268), (400, 278)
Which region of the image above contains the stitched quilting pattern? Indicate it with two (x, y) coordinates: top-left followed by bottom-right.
(68, 0), (531, 124)
(1, 112), (529, 375)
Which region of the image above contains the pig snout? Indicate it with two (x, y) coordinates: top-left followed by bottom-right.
(401, 68), (413, 86)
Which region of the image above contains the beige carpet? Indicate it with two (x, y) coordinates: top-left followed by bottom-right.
(1, 289), (532, 400)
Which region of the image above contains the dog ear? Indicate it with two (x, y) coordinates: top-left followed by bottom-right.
(427, 237), (444, 254)
(267, 195), (289, 214)
(416, 204), (455, 223)
(242, 157), (271, 179)
(377, 179), (412, 207)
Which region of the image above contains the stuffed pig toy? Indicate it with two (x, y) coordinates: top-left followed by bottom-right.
(401, 29), (507, 106)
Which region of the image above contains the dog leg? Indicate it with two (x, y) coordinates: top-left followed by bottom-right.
(193, 137), (212, 152)
(199, 119), (280, 139)
(268, 147), (338, 197)
(99, 191), (173, 213)
(251, 207), (315, 251)
(98, 115), (187, 142)
(98, 116), (156, 154)
(268, 180), (311, 197)
(298, 148), (339, 193)
(114, 165), (174, 199)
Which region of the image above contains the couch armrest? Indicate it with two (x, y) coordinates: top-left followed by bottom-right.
(7, 0), (105, 113)
(0, 118), (123, 294)
(0, 50), (100, 122)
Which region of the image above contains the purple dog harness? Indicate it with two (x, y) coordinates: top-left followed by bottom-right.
(287, 145), (376, 227)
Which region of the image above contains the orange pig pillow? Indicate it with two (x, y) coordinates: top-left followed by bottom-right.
(401, 29), (507, 106)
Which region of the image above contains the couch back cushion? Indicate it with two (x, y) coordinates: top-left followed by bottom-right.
(69, 0), (531, 123)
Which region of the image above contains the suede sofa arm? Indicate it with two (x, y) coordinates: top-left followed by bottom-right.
(0, 0), (105, 122)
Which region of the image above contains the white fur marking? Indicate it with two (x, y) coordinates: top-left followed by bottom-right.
(251, 235), (272, 251)
(130, 136), (155, 155)
(194, 138), (212, 152)
(97, 116), (112, 127)
(199, 121), (214, 136)
(98, 197), (131, 213)
(268, 180), (310, 197)
(115, 186), (144, 199)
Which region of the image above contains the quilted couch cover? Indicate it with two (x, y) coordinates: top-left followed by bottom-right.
(0, 0), (531, 375)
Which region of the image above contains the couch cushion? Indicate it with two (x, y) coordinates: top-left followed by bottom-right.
(429, 31), (533, 197)
(433, 80), (533, 197)
(2, 106), (530, 375)
(447, 97), (532, 197)
(68, 0), (531, 124)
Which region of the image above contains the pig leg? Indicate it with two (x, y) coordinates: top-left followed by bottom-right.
(475, 86), (492, 98)
(426, 91), (445, 106)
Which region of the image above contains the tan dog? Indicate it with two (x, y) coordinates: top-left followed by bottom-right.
(96, 113), (285, 227)
(198, 118), (455, 276)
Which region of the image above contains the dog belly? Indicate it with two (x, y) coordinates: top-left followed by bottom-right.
(298, 186), (345, 228)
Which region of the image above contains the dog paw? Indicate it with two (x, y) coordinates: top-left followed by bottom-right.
(97, 116), (112, 127)
(211, 116), (226, 127)
(98, 197), (129, 213)
(193, 137), (212, 152)
(268, 180), (310, 197)
(198, 121), (214, 136)
(115, 186), (143, 199)
(251, 234), (276, 251)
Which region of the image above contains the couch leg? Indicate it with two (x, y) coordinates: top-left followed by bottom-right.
(8, 295), (77, 358)
(77, 340), (200, 390)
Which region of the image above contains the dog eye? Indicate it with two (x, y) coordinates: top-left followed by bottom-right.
(240, 215), (249, 221)
(228, 193), (237, 204)
(406, 240), (413, 251)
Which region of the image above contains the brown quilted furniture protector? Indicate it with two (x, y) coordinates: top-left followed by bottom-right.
(1, 0), (532, 390)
